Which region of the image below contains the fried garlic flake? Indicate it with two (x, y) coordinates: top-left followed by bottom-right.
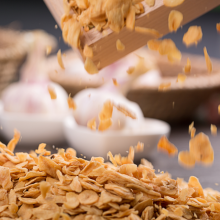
(184, 58), (191, 73)
(112, 78), (118, 86)
(157, 135), (178, 156)
(87, 118), (96, 131)
(163, 0), (185, 7)
(46, 46), (52, 55)
(145, 0), (155, 7)
(158, 82), (171, 91)
(83, 44), (93, 58)
(135, 142), (144, 152)
(177, 73), (186, 83)
(7, 129), (20, 153)
(147, 39), (161, 51)
(126, 6), (136, 30)
(178, 151), (195, 168)
(188, 176), (204, 198)
(168, 10), (183, 32)
(211, 124), (217, 136)
(57, 49), (65, 70)
(189, 132), (214, 165)
(204, 47), (212, 73)
(127, 66), (135, 74)
(40, 181), (51, 199)
(98, 101), (113, 131)
(183, 26), (203, 47)
(48, 85), (57, 100)
(158, 39), (182, 62)
(84, 57), (99, 74)
(189, 121), (194, 133)
(135, 27), (162, 38)
(191, 127), (196, 138)
(116, 39), (125, 51)
(217, 23), (220, 32)
(67, 94), (77, 110)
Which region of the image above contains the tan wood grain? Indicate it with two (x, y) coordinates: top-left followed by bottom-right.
(43, 0), (220, 70)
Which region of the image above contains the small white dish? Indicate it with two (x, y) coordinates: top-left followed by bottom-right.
(0, 101), (66, 145)
(63, 116), (170, 160)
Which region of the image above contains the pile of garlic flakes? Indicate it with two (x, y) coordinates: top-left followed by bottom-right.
(0, 131), (219, 220)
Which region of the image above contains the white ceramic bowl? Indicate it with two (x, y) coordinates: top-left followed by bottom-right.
(63, 116), (170, 160)
(0, 101), (66, 145)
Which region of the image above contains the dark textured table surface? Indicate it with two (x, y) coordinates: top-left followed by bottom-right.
(0, 1), (220, 190)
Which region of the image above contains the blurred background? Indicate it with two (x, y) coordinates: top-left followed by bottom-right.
(0, 0), (220, 188)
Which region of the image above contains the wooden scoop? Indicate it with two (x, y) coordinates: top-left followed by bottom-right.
(44, 0), (219, 70)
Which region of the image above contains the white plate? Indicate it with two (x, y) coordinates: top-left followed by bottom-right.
(63, 116), (170, 160)
(0, 101), (66, 145)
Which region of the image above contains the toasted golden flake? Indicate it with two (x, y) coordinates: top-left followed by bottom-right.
(83, 44), (93, 58)
(204, 47), (212, 73)
(147, 39), (161, 51)
(157, 136), (178, 156)
(189, 132), (214, 165)
(32, 203), (60, 219)
(145, 0), (155, 7)
(119, 164), (137, 176)
(36, 143), (47, 154)
(7, 129), (20, 153)
(57, 49), (65, 70)
(9, 203), (18, 214)
(112, 78), (118, 86)
(127, 66), (135, 74)
(135, 142), (144, 152)
(168, 10), (183, 32)
(116, 39), (125, 51)
(211, 124), (217, 136)
(141, 206), (154, 220)
(188, 176), (204, 198)
(0, 167), (13, 190)
(164, 0), (185, 7)
(107, 151), (118, 167)
(100, 190), (122, 204)
(184, 58), (191, 73)
(126, 6), (136, 30)
(38, 156), (62, 178)
(98, 119), (112, 131)
(178, 151), (195, 168)
(84, 57), (99, 74)
(87, 118), (96, 130)
(16, 152), (28, 162)
(40, 181), (51, 199)
(70, 176), (82, 193)
(115, 105), (136, 119)
(158, 82), (171, 91)
(64, 192), (80, 209)
(217, 23), (220, 32)
(191, 127), (196, 138)
(78, 190), (99, 205)
(135, 27), (162, 38)
(183, 26), (203, 47)
(159, 39), (182, 62)
(67, 94), (77, 110)
(177, 73), (186, 83)
(46, 46), (52, 55)
(98, 101), (113, 131)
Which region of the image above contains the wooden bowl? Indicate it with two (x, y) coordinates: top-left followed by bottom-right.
(127, 51), (220, 122)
